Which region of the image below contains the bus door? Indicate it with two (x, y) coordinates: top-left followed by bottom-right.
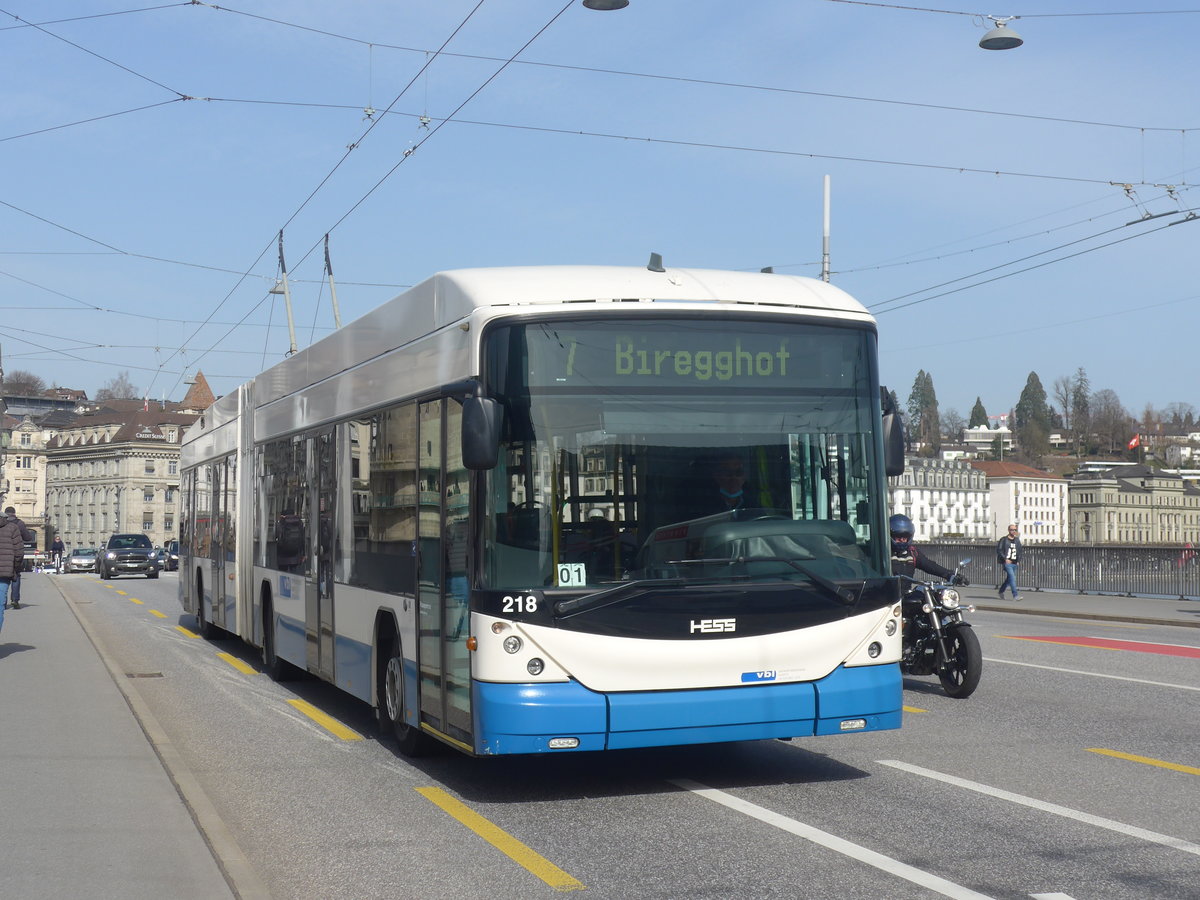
(416, 400), (473, 749)
(305, 430), (336, 680)
(210, 457), (235, 631)
(209, 461), (228, 630)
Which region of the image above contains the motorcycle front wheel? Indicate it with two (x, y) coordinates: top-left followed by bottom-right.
(938, 625), (982, 698)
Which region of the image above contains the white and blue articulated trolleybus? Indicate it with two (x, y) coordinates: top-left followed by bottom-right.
(179, 264), (907, 756)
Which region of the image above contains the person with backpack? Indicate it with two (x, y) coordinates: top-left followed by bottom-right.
(0, 514), (26, 631)
(4, 507), (34, 609)
(275, 508), (305, 573)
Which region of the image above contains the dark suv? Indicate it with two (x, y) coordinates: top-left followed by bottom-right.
(98, 533), (160, 579)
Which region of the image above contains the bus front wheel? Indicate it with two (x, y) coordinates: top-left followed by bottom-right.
(378, 639), (434, 757)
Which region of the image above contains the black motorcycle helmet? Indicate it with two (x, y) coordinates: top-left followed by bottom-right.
(889, 513), (915, 556)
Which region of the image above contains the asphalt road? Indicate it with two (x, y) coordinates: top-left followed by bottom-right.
(18, 572), (1200, 899)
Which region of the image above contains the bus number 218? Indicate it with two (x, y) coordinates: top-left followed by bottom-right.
(502, 595), (539, 613)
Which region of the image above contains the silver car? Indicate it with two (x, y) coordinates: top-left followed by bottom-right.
(66, 547), (98, 573)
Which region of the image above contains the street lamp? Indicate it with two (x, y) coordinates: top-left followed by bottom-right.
(582, 0), (629, 9)
(979, 16), (1023, 50)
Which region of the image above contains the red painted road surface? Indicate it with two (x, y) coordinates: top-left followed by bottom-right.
(1008, 635), (1200, 659)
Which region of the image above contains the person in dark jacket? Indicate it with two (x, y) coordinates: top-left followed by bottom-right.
(996, 523), (1022, 601)
(0, 515), (26, 632)
(4, 507), (34, 609)
(889, 514), (968, 584)
(50, 535), (66, 571)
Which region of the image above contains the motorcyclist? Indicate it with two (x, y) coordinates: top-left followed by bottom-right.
(889, 514), (968, 585)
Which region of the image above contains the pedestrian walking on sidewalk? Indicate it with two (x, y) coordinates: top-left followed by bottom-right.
(0, 514), (26, 633)
(4, 507), (34, 609)
(996, 524), (1022, 601)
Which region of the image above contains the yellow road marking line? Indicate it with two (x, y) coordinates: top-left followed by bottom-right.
(129, 597), (144, 605)
(148, 609), (167, 619)
(217, 652), (258, 675)
(1087, 748), (1200, 776)
(176, 626), (200, 638)
(416, 786), (584, 892)
(903, 705), (927, 713)
(114, 590), (127, 595)
(286, 699), (363, 741)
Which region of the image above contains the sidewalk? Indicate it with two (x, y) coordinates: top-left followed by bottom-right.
(961, 582), (1200, 629)
(0, 574), (237, 899)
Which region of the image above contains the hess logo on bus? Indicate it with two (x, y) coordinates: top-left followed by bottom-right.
(690, 618), (736, 634)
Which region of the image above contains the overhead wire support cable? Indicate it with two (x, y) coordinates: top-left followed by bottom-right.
(0, 5), (190, 98)
(870, 214), (1200, 315)
(274, 1), (580, 292)
(0, 3), (192, 32)
(196, 2), (1198, 134)
(0, 99), (185, 144)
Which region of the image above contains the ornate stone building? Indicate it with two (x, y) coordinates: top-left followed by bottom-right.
(889, 456), (992, 541)
(41, 375), (215, 550)
(1068, 464), (1200, 545)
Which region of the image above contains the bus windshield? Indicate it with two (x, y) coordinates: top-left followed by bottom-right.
(481, 317), (890, 591)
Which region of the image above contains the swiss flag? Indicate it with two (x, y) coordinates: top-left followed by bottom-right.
(1127, 434), (1141, 449)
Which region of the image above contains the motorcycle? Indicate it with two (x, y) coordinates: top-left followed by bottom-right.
(900, 558), (982, 698)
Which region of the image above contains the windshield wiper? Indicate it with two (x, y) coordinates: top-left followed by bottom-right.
(668, 555), (858, 606)
(553, 577), (685, 617)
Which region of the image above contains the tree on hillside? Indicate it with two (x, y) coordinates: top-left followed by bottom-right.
(1052, 375), (1073, 432)
(1070, 368), (1091, 457)
(1091, 388), (1130, 454)
(1, 368), (46, 395)
(969, 397), (988, 429)
(907, 370), (940, 456)
(96, 371), (140, 401)
(1014, 372), (1051, 461)
(1165, 402), (1197, 430)
(941, 408), (965, 443)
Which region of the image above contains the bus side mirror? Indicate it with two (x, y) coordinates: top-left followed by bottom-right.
(880, 385), (905, 477)
(883, 411), (905, 477)
(462, 397), (503, 470)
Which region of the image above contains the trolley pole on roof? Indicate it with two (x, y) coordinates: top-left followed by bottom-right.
(274, 230), (298, 356)
(324, 234), (343, 329)
(821, 175), (831, 283)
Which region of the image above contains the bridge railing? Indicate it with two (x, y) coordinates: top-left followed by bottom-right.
(922, 542), (1200, 600)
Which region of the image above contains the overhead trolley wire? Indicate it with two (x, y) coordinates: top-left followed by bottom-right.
(193, 2), (1198, 134)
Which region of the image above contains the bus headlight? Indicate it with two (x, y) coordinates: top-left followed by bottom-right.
(942, 589), (960, 609)
(867, 642), (882, 658)
(503, 635), (523, 654)
(884, 619), (897, 636)
(527, 658), (544, 676)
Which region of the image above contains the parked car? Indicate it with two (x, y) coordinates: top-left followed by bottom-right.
(161, 539), (179, 572)
(98, 533), (160, 579)
(66, 547), (98, 573)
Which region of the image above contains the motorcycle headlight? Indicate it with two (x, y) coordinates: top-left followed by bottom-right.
(942, 589), (960, 609)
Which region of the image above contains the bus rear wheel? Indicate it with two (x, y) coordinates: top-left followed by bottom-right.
(194, 572), (216, 639)
(378, 640), (434, 757)
(261, 593), (293, 681)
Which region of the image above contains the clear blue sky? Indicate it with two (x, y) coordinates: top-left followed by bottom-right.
(2, 1), (1197, 424)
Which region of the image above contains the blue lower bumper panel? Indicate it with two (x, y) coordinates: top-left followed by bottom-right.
(473, 664), (901, 755)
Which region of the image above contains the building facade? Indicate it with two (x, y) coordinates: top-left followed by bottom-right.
(1068, 464), (1200, 545)
(970, 460), (1068, 542)
(44, 405), (200, 550)
(889, 456), (992, 542)
(2, 415), (51, 545)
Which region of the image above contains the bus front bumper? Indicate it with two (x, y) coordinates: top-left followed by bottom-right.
(472, 663), (901, 755)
